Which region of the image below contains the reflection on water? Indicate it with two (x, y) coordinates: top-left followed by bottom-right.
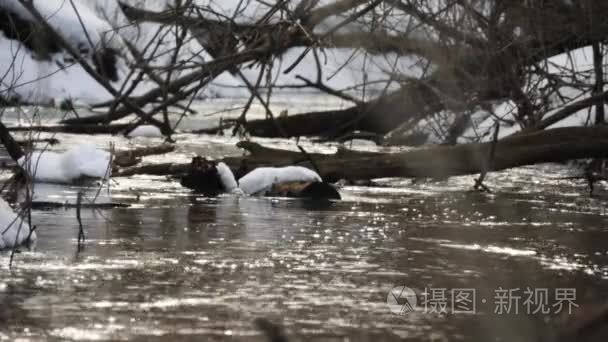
(1, 164), (608, 342)
(1, 98), (607, 341)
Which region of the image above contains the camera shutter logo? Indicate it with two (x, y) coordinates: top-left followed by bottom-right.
(387, 286), (417, 315)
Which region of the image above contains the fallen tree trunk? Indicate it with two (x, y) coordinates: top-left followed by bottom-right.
(8, 123), (130, 135)
(113, 126), (608, 181)
(115, 144), (175, 159)
(241, 85), (443, 138)
(243, 107), (361, 138)
(114, 144), (175, 168)
(16, 138), (60, 146)
(114, 162), (189, 177)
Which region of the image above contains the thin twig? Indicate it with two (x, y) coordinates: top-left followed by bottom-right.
(76, 191), (85, 250)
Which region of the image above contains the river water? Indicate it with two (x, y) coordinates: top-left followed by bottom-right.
(1, 97), (607, 341)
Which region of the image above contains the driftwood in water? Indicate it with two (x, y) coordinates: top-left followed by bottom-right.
(113, 126), (608, 182)
(177, 155), (341, 199)
(111, 141), (372, 178)
(113, 144), (175, 168)
(270, 181), (341, 200)
(16, 138), (60, 147)
(9, 123), (130, 135)
(114, 162), (189, 177)
(179, 157), (226, 195)
(241, 86), (442, 138)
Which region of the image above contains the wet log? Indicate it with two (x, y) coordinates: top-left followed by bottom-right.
(112, 142), (376, 178)
(293, 126), (608, 181)
(8, 123), (130, 135)
(113, 126), (608, 182)
(177, 156), (341, 199)
(269, 181), (341, 200)
(16, 138), (60, 146)
(179, 156), (226, 195)
(114, 144), (175, 168)
(241, 86), (443, 138)
(114, 162), (189, 177)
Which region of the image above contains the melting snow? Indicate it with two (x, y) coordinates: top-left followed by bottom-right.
(18, 144), (111, 183)
(0, 197), (36, 250)
(127, 125), (163, 138)
(238, 166), (322, 195)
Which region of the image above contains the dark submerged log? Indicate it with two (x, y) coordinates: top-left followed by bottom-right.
(114, 162), (189, 177)
(253, 318), (289, 342)
(16, 138), (60, 147)
(276, 182), (342, 200)
(179, 157), (226, 196)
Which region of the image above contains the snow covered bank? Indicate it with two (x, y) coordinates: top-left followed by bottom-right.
(0, 0), (420, 105)
(0, 197), (35, 250)
(19, 144), (111, 183)
(0, 0), (129, 104)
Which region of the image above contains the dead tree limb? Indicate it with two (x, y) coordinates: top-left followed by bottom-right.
(50, 0), (608, 142)
(528, 90), (608, 131)
(241, 84), (443, 138)
(8, 123), (130, 135)
(0, 121), (24, 161)
(113, 126), (608, 183)
(113, 144), (175, 168)
(593, 42), (605, 124)
(76, 191), (85, 249)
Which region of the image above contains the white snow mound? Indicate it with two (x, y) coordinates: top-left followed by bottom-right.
(238, 166), (322, 195)
(19, 144), (112, 183)
(216, 162), (239, 192)
(0, 198), (36, 250)
(127, 125), (163, 138)
(0, 0), (120, 48)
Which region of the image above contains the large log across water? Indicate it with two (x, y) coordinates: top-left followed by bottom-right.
(241, 85), (442, 138)
(113, 126), (608, 181)
(8, 123), (130, 135)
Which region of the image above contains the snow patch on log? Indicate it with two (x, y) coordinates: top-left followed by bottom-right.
(19, 144), (111, 183)
(238, 166), (322, 195)
(127, 125), (163, 138)
(216, 162), (239, 193)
